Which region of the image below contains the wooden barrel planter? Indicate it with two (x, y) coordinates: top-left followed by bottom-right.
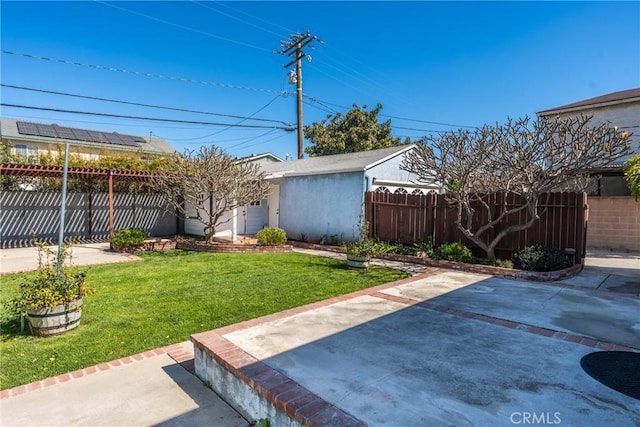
(346, 254), (370, 271)
(27, 298), (83, 337)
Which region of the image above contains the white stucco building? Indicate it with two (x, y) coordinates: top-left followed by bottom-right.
(182, 153), (283, 240)
(183, 146), (438, 243)
(260, 145), (437, 243)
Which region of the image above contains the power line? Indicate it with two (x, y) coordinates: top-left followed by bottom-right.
(193, 93), (285, 139)
(3, 113), (226, 131)
(94, 0), (273, 53)
(1, 103), (296, 130)
(208, 0), (296, 35)
(191, 1), (285, 39)
(227, 130), (290, 151)
(301, 94), (479, 129)
(2, 84), (291, 126)
(302, 98), (339, 115)
(1, 50), (285, 94)
(381, 115), (478, 129)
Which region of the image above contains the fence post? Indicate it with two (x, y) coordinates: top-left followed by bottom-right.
(364, 192), (373, 238)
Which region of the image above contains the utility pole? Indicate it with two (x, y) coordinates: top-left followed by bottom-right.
(278, 31), (319, 159)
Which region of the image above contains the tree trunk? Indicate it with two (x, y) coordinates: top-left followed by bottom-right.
(204, 225), (215, 243)
(486, 247), (496, 261)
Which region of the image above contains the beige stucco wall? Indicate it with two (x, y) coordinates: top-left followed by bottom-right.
(544, 101), (639, 164)
(587, 196), (640, 252)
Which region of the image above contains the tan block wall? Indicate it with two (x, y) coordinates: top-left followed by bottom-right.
(587, 196), (640, 252)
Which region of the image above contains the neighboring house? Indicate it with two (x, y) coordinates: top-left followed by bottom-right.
(1, 117), (175, 161)
(260, 145), (438, 243)
(537, 88), (640, 252)
(182, 152), (284, 240)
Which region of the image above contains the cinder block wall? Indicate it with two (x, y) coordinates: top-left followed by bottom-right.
(587, 197), (640, 252)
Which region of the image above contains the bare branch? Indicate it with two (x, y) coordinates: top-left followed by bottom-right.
(402, 115), (631, 259)
(149, 146), (271, 242)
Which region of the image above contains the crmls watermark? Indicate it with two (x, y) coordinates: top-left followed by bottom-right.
(510, 412), (561, 425)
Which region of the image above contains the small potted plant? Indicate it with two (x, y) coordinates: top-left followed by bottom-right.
(343, 218), (377, 270)
(5, 241), (93, 337)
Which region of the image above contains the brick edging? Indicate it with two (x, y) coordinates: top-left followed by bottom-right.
(177, 242), (293, 253)
(0, 343), (195, 400)
(288, 241), (583, 282)
(377, 253), (583, 282)
(192, 332), (365, 427)
(371, 291), (640, 353)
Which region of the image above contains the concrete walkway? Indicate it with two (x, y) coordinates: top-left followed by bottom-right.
(1, 342), (247, 427)
(0, 242), (141, 275)
(1, 244), (638, 426)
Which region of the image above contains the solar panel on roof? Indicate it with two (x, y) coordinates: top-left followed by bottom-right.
(71, 129), (92, 141)
(53, 126), (77, 140)
(112, 133), (139, 147)
(16, 121), (39, 136)
(85, 130), (103, 143)
(15, 121), (144, 147)
(35, 124), (57, 138)
(104, 133), (122, 144)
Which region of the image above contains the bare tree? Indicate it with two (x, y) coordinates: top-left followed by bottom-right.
(150, 146), (271, 242)
(402, 115), (632, 260)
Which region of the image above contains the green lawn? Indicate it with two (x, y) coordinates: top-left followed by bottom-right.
(0, 250), (407, 390)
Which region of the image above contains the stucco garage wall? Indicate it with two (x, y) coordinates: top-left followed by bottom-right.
(365, 153), (418, 185)
(278, 172), (364, 242)
(183, 200), (234, 238)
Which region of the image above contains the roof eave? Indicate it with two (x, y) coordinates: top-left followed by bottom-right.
(363, 144), (415, 171)
(537, 97), (640, 117)
(266, 167), (365, 179)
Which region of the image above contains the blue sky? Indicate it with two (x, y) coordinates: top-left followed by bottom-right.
(1, 1), (639, 160)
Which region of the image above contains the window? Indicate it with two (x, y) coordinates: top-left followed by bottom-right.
(411, 189), (424, 195)
(14, 144), (39, 162)
(249, 200), (262, 206)
(394, 188), (408, 194)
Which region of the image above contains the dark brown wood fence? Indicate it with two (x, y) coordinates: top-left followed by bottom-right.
(364, 191), (588, 264)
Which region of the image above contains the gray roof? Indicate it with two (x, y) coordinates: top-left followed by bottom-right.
(261, 145), (415, 178)
(0, 117), (175, 155)
(537, 88), (640, 116)
(234, 152), (283, 163)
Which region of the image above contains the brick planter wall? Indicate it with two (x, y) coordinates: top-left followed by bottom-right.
(377, 253), (583, 282)
(288, 241), (582, 282)
(140, 239), (177, 251)
(176, 242), (293, 253)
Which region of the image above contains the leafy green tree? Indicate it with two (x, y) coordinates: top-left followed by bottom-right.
(624, 153), (640, 201)
(304, 103), (408, 156)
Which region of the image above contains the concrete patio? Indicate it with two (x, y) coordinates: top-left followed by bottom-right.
(193, 266), (640, 426)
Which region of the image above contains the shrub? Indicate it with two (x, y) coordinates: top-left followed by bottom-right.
(513, 245), (572, 272)
(371, 240), (402, 255)
(413, 240), (434, 257)
(111, 228), (147, 250)
(256, 227), (287, 246)
(433, 242), (473, 263)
